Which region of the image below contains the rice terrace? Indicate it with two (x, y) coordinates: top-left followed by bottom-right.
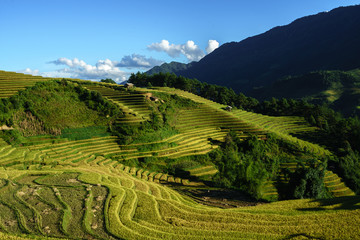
(2, 1), (360, 239)
(0, 69), (359, 240)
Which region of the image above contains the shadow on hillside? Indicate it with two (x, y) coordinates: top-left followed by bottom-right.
(168, 184), (262, 208)
(297, 196), (360, 212)
(208, 137), (223, 146)
(282, 233), (325, 240)
(292, 131), (336, 152)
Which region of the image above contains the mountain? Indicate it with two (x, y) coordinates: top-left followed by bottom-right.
(146, 61), (193, 75)
(146, 5), (360, 94)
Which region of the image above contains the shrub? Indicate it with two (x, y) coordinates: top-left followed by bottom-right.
(289, 160), (329, 199)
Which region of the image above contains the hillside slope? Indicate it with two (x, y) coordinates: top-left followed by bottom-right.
(0, 71), (359, 239)
(251, 69), (360, 116)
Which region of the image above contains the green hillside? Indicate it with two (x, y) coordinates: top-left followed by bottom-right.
(0, 70), (359, 239)
(251, 69), (360, 116)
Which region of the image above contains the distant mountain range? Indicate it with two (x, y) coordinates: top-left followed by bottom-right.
(146, 5), (360, 97)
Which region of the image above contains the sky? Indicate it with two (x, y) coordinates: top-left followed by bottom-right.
(1, 0), (360, 82)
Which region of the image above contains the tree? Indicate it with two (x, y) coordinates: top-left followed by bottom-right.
(289, 160), (328, 199)
(100, 78), (117, 84)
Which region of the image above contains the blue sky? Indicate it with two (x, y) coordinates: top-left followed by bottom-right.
(1, 0), (359, 82)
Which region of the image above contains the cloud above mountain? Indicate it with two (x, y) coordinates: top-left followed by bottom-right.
(19, 40), (219, 81)
(147, 39), (219, 62)
(116, 54), (164, 68)
(206, 40), (220, 54)
(19, 55), (163, 82)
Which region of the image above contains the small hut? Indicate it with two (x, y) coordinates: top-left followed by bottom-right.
(124, 83), (134, 89)
(225, 106), (233, 112)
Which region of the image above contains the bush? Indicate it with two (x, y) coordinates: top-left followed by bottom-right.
(338, 151), (360, 194)
(289, 160), (329, 199)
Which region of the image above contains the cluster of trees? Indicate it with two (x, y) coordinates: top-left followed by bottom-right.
(100, 78), (117, 84)
(210, 132), (279, 199)
(206, 131), (329, 200)
(129, 72), (259, 110)
(286, 161), (329, 199)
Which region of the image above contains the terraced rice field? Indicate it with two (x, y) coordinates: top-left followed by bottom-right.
(0, 72), (359, 239)
(0, 141), (359, 240)
(175, 105), (265, 139)
(146, 87), (331, 156)
(183, 164), (218, 180)
(83, 84), (153, 124)
(47, 82), (327, 162)
(324, 171), (356, 197)
(26, 132), (219, 163)
(261, 181), (279, 200)
(0, 71), (53, 98)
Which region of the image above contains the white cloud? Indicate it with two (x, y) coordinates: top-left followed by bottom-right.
(182, 41), (205, 62)
(147, 40), (181, 58)
(147, 40), (206, 62)
(206, 40), (219, 54)
(47, 58), (128, 82)
(17, 68), (41, 76)
(18, 54), (165, 82)
(116, 54), (164, 68)
(17, 39), (218, 82)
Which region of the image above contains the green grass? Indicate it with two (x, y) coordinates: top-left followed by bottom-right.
(59, 126), (111, 141)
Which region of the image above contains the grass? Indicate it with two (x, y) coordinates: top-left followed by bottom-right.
(59, 126), (111, 141)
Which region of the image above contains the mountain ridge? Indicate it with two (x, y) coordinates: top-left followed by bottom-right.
(146, 5), (360, 94)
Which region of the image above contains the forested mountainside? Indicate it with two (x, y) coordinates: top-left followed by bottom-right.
(147, 5), (360, 95)
(251, 69), (360, 116)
